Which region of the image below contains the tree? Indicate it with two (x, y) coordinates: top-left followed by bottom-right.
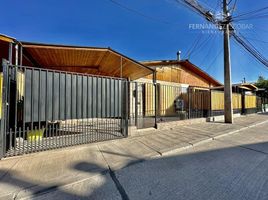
(255, 76), (268, 90)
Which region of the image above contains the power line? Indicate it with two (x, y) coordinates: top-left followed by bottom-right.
(108, 0), (176, 25)
(200, 34), (217, 66)
(232, 32), (268, 70)
(190, 33), (214, 59)
(205, 48), (223, 72)
(232, 6), (268, 21)
(185, 32), (203, 58)
(242, 36), (268, 44)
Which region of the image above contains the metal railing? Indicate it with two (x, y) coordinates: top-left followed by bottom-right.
(1, 60), (128, 157)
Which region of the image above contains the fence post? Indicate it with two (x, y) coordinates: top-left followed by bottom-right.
(153, 72), (157, 129)
(188, 87), (191, 119)
(134, 82), (138, 126)
(0, 59), (9, 159)
(124, 80), (129, 137)
(241, 89), (245, 115)
(210, 89), (212, 117)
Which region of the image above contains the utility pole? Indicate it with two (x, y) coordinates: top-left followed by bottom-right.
(223, 0), (233, 123)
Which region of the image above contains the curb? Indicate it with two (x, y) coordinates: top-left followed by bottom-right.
(159, 119), (268, 156)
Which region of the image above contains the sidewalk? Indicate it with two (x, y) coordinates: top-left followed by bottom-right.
(0, 114), (268, 199)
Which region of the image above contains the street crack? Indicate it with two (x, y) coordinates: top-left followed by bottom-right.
(109, 167), (130, 200)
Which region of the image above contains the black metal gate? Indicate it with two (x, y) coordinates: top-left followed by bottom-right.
(129, 81), (157, 129)
(0, 60), (128, 158)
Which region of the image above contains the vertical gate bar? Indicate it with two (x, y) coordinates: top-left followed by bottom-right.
(116, 79), (118, 137)
(96, 77), (99, 142)
(38, 69), (41, 151)
(30, 68), (34, 153)
(108, 78), (111, 140)
(59, 72), (61, 148)
(18, 71), (22, 153)
(111, 79), (113, 138)
(64, 72), (67, 147)
(26, 127), (29, 153)
(121, 80), (125, 136)
(209, 89), (212, 117)
(52, 71), (56, 148)
(114, 79), (117, 137)
(70, 74), (73, 146)
(31, 68), (33, 131)
(45, 70), (48, 150)
(22, 66), (26, 155)
(125, 80), (129, 137)
(105, 78), (108, 140)
(35, 125), (37, 152)
(86, 75), (89, 143)
(81, 75), (84, 144)
(188, 87), (191, 119)
(9, 129), (12, 156)
(153, 72), (157, 129)
(76, 74), (79, 145)
(6, 44), (12, 137)
(135, 82), (139, 127)
(14, 61), (18, 154)
(91, 76), (94, 142)
(118, 79), (120, 136)
(1, 60), (7, 158)
(101, 78), (104, 140)
(18, 127), (21, 155)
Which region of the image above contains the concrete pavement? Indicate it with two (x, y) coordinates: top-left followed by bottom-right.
(0, 114), (268, 199)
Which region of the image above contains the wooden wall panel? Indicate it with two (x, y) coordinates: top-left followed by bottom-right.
(245, 95), (257, 109)
(211, 91), (242, 110)
(145, 65), (212, 87)
(158, 85), (187, 116)
(190, 90), (210, 110)
(144, 83), (155, 116)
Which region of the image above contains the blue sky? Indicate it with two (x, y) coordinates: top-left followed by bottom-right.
(1, 0), (268, 83)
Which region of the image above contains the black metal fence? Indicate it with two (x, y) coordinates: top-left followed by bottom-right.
(1, 60), (128, 158)
(129, 82), (156, 129)
(129, 82), (211, 128)
(129, 81), (268, 129)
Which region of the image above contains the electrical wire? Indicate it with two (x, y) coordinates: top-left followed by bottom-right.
(232, 32), (268, 70)
(185, 32), (204, 58)
(200, 34), (217, 66)
(205, 48), (223, 72)
(190, 33), (214, 59)
(108, 0), (176, 25)
(232, 6), (268, 21)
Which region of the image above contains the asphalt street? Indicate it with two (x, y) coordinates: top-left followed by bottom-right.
(29, 122), (268, 200)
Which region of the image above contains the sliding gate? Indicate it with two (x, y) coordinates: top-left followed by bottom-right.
(0, 60), (128, 158)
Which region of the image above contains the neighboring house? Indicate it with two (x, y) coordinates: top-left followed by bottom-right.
(128, 57), (222, 129)
(140, 59), (222, 88)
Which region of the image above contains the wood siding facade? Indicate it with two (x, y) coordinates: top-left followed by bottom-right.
(145, 66), (214, 88)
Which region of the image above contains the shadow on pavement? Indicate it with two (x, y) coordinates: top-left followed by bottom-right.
(0, 139), (268, 200)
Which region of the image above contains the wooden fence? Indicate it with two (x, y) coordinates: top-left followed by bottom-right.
(211, 91), (242, 111)
(244, 95), (257, 109)
(144, 83), (155, 116)
(158, 85), (186, 116)
(144, 85), (260, 118)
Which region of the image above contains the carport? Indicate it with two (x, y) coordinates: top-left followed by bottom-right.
(0, 34), (154, 158)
